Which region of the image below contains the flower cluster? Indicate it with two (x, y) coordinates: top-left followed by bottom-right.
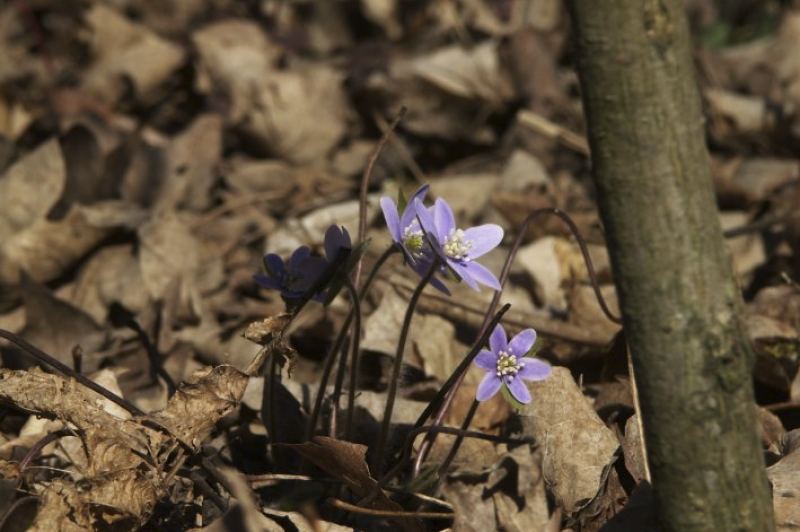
(254, 225), (351, 302)
(474, 324), (551, 404)
(381, 185), (504, 292)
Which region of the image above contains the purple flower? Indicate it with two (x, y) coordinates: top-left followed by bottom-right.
(380, 184), (431, 266)
(254, 246), (327, 299)
(474, 324), (551, 404)
(323, 225), (352, 263)
(254, 226), (353, 302)
(380, 185), (450, 294)
(414, 197), (503, 291)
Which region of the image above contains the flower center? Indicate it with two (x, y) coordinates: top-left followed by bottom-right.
(496, 349), (525, 381)
(403, 224), (426, 259)
(280, 271), (301, 290)
(443, 228), (474, 261)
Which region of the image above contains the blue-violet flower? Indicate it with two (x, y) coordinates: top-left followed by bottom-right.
(414, 197), (503, 291)
(254, 246), (327, 299)
(380, 184), (431, 265)
(474, 324), (551, 404)
(380, 185), (450, 294)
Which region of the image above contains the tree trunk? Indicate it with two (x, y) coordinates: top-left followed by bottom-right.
(565, 1), (775, 530)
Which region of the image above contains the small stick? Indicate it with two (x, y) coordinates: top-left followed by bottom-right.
(327, 498), (453, 520)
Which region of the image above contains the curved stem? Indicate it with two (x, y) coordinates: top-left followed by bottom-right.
(371, 261), (437, 475)
(354, 107), (407, 288)
(306, 246), (398, 439)
(414, 207), (619, 474)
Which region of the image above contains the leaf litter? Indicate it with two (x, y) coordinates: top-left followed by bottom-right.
(0, 1), (799, 531)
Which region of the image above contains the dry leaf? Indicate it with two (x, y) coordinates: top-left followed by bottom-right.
(0, 139), (65, 240)
(518, 367), (620, 513)
(83, 4), (185, 104)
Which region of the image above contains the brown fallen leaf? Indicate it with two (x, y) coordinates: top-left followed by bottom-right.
(441, 445), (550, 532)
(283, 436), (421, 531)
(518, 367), (620, 514)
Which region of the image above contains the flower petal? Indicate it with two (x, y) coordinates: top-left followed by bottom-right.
(518, 359), (552, 381)
(289, 246), (311, 270)
(399, 184), (429, 230)
(476, 373), (502, 401)
(380, 197), (402, 243)
(489, 324), (508, 354)
(460, 261), (501, 291)
(463, 224), (503, 259)
(507, 377), (532, 403)
(324, 225), (352, 262)
(292, 257), (328, 291)
(414, 199), (447, 261)
(253, 273), (283, 291)
(474, 349), (497, 371)
(508, 329), (537, 356)
(264, 254), (286, 277)
(448, 260), (479, 290)
(432, 198), (455, 241)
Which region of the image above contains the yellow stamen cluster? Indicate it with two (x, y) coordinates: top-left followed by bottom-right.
(496, 349), (526, 382)
(403, 224), (425, 259)
(443, 228), (474, 261)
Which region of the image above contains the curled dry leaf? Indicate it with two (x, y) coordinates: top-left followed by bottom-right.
(153, 365), (250, 449)
(518, 367), (620, 513)
(0, 361), (249, 531)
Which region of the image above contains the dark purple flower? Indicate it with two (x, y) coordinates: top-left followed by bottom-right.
(474, 324), (551, 404)
(324, 225), (352, 263)
(414, 197), (503, 291)
(254, 246), (327, 299)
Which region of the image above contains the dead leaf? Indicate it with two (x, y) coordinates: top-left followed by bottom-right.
(0, 139), (65, 240)
(83, 4), (185, 104)
(442, 446), (549, 532)
(519, 367), (620, 513)
(138, 212), (200, 300)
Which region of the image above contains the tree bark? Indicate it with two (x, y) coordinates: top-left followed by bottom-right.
(565, 1), (774, 530)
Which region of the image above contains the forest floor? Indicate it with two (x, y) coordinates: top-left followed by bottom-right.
(0, 1), (799, 531)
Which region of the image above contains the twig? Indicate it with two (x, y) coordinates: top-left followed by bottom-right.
(517, 109), (590, 155)
(327, 498), (453, 520)
(0, 329), (146, 418)
(355, 107), (407, 288)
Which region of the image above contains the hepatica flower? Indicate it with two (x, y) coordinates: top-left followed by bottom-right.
(414, 197), (503, 291)
(254, 246), (327, 299)
(474, 324), (551, 404)
(380, 184), (431, 265)
(381, 185), (451, 294)
(254, 225), (353, 302)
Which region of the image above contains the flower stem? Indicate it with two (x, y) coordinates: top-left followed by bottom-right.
(306, 246), (398, 439)
(371, 260), (437, 475)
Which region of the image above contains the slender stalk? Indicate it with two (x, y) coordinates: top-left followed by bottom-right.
(342, 276), (363, 440)
(306, 246), (398, 438)
(328, 276), (362, 439)
(436, 399), (478, 478)
(354, 107), (407, 289)
(0, 329), (146, 418)
(371, 261), (437, 475)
